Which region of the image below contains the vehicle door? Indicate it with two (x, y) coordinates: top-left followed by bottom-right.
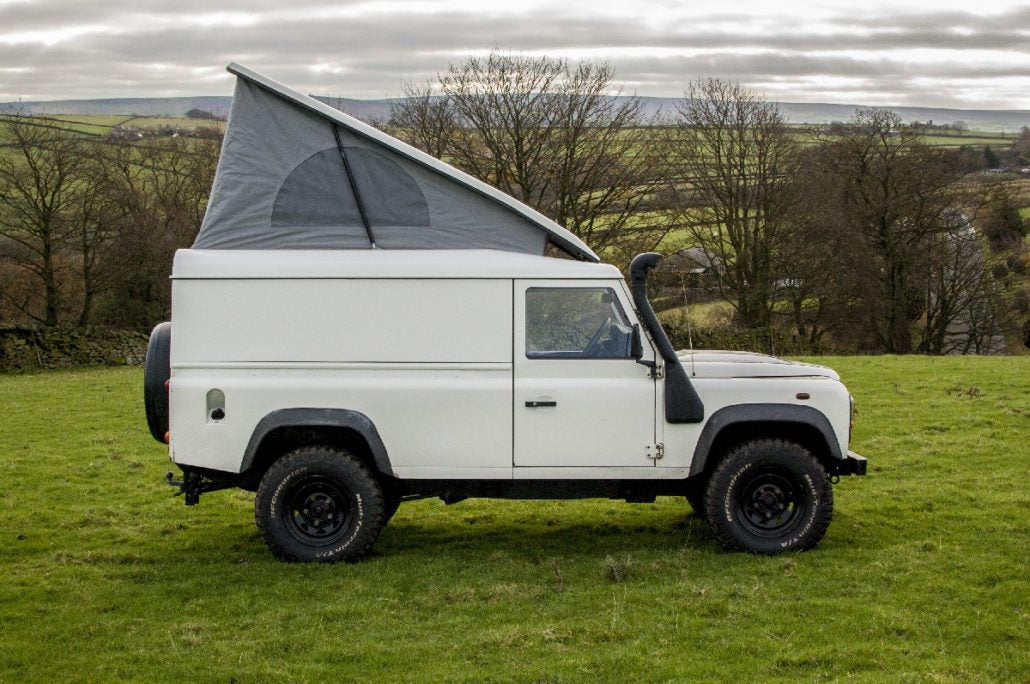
(513, 280), (658, 468)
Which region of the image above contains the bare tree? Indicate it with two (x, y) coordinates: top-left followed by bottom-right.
(668, 79), (802, 330)
(0, 109), (220, 329)
(391, 52), (660, 257)
(777, 183), (850, 347)
(802, 109), (982, 353)
(981, 187), (1027, 252)
(94, 135), (219, 327)
(918, 215), (999, 353)
(0, 108), (85, 325)
(1012, 126), (1030, 165)
(70, 146), (120, 326)
(389, 82), (458, 159)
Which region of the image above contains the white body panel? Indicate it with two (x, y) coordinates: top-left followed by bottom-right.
(171, 365), (513, 474)
(172, 278), (511, 364)
(658, 376), (852, 470)
(168, 249), (853, 479)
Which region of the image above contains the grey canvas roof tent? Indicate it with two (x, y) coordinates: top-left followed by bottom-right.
(193, 63), (599, 262)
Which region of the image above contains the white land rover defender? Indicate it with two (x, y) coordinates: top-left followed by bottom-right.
(144, 64), (866, 562)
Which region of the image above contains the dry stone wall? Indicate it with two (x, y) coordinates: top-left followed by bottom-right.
(0, 326), (148, 372)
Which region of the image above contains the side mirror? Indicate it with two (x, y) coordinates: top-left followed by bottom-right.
(632, 324), (658, 375)
(631, 324), (643, 359)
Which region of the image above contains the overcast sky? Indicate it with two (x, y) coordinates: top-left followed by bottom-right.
(1, 0), (1029, 109)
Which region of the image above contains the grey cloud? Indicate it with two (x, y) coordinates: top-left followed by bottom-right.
(1, 2), (1029, 107)
(612, 53), (1030, 82)
(850, 6), (1030, 32)
(0, 0), (303, 31)
(6, 4), (1030, 55)
(68, 10), (1030, 61)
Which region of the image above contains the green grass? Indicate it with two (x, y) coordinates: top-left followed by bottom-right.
(1, 359), (1028, 681)
(659, 300), (735, 328)
(0, 114), (221, 147)
(788, 127), (1017, 148)
(920, 134), (1017, 148)
(0, 114), (142, 139)
(122, 116), (224, 131)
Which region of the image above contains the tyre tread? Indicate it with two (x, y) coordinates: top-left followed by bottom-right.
(254, 445), (386, 563)
(703, 438), (834, 554)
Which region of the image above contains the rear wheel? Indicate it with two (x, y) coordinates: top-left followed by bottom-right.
(255, 446), (386, 562)
(704, 439), (833, 554)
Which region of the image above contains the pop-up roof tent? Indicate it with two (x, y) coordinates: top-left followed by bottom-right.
(193, 64), (599, 262)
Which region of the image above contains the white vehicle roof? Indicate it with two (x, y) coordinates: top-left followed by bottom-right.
(172, 249), (622, 280)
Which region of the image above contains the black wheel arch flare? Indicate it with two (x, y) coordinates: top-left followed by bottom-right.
(689, 404), (843, 477)
(241, 408), (393, 477)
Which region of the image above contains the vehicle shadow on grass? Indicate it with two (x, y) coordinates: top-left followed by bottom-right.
(142, 503), (717, 567)
(375, 502), (717, 559)
(372, 503), (885, 563)
(128, 498), (880, 571)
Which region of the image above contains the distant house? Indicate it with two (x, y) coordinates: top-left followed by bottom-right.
(664, 247), (724, 289)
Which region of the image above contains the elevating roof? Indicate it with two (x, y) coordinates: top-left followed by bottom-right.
(192, 63), (599, 263)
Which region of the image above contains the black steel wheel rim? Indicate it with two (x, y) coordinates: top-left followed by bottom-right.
(734, 466), (807, 538)
(281, 475), (353, 546)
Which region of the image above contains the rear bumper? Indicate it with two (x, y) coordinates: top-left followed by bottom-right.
(839, 450), (868, 476)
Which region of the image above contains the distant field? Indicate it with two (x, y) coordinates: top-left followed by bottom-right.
(786, 126), (1018, 148)
(121, 116), (225, 131)
(919, 131), (1018, 147)
(0, 114), (138, 138)
(0, 358), (1027, 681)
(0, 113), (223, 144)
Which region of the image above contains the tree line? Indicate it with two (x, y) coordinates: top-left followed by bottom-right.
(389, 53), (1028, 354)
(1, 53), (1027, 353)
(0, 110), (219, 328)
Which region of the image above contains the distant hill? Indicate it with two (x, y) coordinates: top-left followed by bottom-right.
(2, 96), (234, 119)
(315, 96), (1030, 132)
(5, 94), (1029, 132)
(773, 102), (1030, 133)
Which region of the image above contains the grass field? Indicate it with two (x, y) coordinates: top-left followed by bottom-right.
(1, 358), (1028, 682)
(0, 114), (223, 147)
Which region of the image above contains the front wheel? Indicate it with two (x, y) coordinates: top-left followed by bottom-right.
(255, 446), (386, 562)
(704, 439), (833, 554)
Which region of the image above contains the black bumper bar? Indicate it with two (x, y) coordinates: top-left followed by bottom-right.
(839, 450), (868, 476)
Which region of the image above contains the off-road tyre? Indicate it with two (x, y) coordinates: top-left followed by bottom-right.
(143, 322), (171, 443)
(255, 446), (386, 563)
(704, 439), (833, 554)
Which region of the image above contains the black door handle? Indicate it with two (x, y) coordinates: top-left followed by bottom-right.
(525, 400), (557, 408)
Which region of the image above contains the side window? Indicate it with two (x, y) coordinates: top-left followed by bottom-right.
(526, 287), (633, 359)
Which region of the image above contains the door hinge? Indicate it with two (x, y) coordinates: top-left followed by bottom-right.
(646, 443), (664, 461)
(652, 364), (664, 379)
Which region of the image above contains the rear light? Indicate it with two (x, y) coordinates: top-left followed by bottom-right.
(848, 395), (855, 444)
(165, 380), (171, 444)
